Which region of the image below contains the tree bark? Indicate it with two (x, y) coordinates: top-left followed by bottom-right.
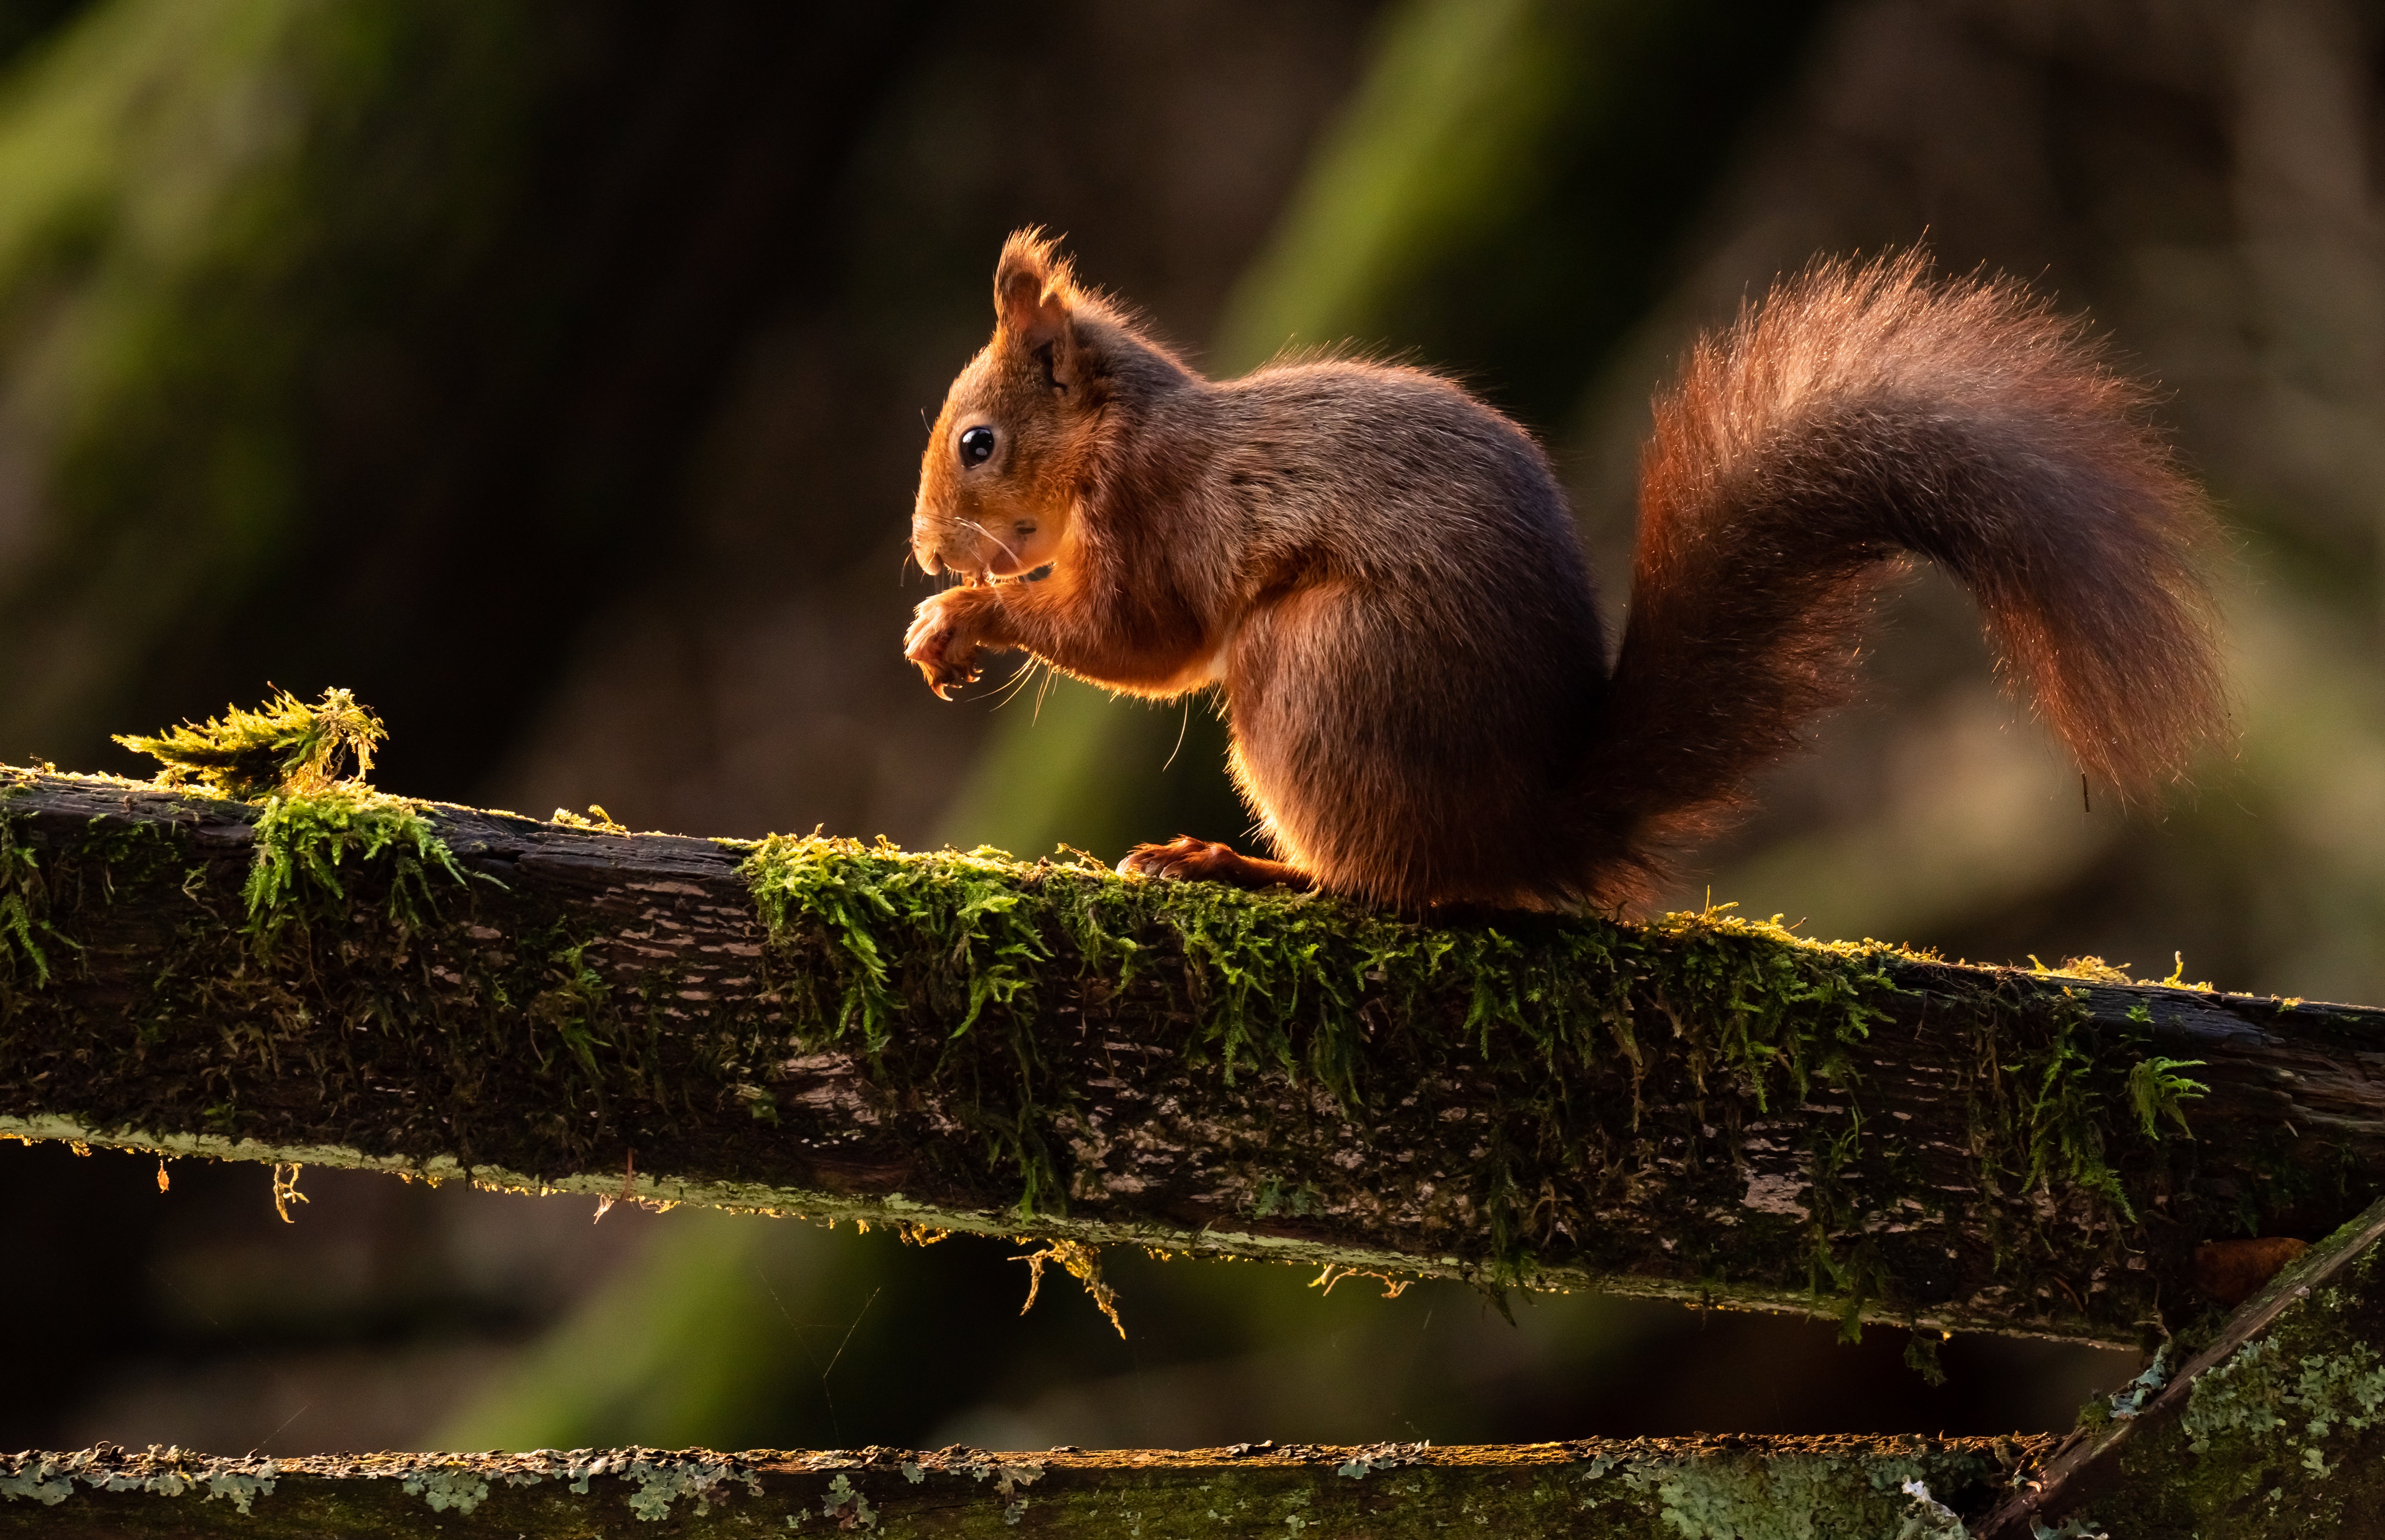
(4, 767), (2383, 1346)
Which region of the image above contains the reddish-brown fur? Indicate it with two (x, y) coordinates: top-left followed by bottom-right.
(907, 234), (2225, 911)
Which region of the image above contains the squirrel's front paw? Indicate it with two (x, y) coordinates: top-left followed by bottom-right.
(904, 590), (989, 700)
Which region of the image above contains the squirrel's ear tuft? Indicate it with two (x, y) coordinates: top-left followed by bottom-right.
(994, 228), (1082, 382)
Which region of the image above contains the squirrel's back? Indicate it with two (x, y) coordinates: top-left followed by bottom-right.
(1207, 360), (1599, 595)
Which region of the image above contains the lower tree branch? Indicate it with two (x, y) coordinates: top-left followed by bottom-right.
(0, 1436), (2044, 1537)
(1978, 1194), (2385, 1538)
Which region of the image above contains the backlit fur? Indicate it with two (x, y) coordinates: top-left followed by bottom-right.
(907, 236), (2225, 911)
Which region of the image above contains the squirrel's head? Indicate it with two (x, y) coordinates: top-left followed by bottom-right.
(912, 231), (1118, 582)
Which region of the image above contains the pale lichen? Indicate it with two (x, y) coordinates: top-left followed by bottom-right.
(399, 1465), (488, 1514)
(821, 1471), (877, 1529)
(2181, 1336), (2385, 1455)
(1598, 1446), (1996, 1540)
(0, 1449), (282, 1513)
(2030, 1220), (2385, 1537)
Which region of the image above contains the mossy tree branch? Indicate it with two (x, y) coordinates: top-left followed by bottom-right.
(3, 767), (2382, 1347)
(1979, 1195), (2385, 1538)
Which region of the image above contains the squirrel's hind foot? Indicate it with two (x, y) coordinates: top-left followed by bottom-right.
(1117, 836), (1312, 892)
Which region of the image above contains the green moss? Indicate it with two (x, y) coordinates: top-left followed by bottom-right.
(1903, 1331), (1947, 1388)
(103, 690), (468, 956)
(523, 932), (615, 1091)
(742, 834), (1898, 1257)
(735, 835), (2222, 1335)
(0, 800), (55, 989)
(2013, 993), (2134, 1219)
(113, 686), (384, 802)
(2126, 1053), (2207, 1139)
(241, 780), (467, 952)
(725, 832), (2272, 1333)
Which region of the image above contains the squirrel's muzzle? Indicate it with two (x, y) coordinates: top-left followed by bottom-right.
(913, 514), (1005, 582)
(909, 511), (956, 578)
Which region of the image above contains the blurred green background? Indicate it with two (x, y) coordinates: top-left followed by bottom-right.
(6, 0), (2379, 1453)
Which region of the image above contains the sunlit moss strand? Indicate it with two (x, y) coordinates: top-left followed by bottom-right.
(0, 800), (53, 990)
(242, 782), (470, 955)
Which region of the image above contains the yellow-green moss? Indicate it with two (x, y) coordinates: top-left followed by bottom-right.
(113, 686), (384, 803)
(742, 834), (1897, 1248)
(737, 833), (2226, 1328)
(102, 690), (468, 954)
(241, 780), (467, 951)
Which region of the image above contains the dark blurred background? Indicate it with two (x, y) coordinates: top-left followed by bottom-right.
(7, 0), (2379, 1454)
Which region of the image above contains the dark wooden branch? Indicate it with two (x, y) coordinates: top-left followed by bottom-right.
(1993, 1194), (2385, 1535)
(0, 1435), (2046, 1537)
(5, 767), (2384, 1346)
(1977, 1194), (2385, 1538)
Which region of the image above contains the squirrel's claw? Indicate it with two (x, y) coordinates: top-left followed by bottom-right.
(912, 651), (981, 700)
(923, 664), (981, 701)
(904, 593), (983, 699)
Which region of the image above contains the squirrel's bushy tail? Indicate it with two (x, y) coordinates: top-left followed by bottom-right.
(1581, 251), (2227, 903)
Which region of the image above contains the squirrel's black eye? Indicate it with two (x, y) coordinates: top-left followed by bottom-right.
(958, 426), (997, 467)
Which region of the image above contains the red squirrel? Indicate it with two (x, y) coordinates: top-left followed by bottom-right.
(904, 231), (2225, 911)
